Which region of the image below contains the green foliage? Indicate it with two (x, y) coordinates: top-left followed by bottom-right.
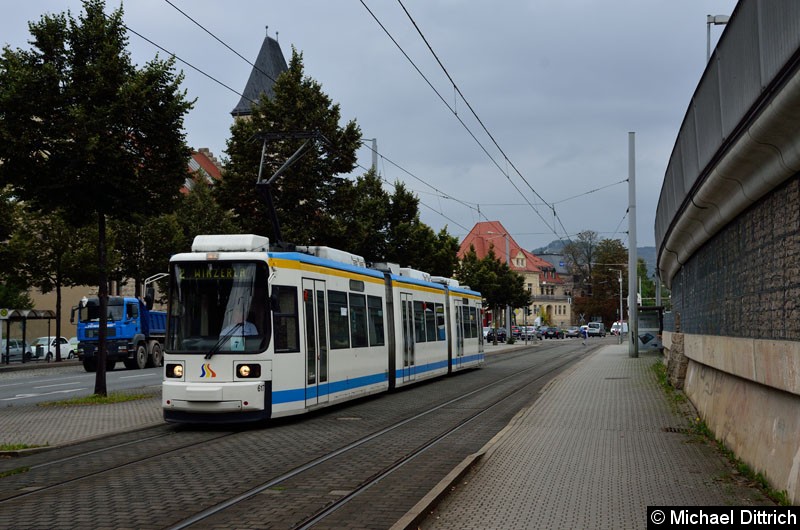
(218, 50), (459, 275)
(178, 173), (239, 250)
(571, 237), (628, 326)
(0, 1), (193, 222)
(219, 48), (361, 245)
(37, 391), (153, 406)
(0, 0), (193, 395)
(0, 466), (32, 477)
(110, 213), (185, 294)
(455, 245), (530, 312)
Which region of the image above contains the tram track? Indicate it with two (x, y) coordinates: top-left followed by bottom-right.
(0, 428), (239, 503)
(0, 341), (595, 529)
(168, 344), (590, 529)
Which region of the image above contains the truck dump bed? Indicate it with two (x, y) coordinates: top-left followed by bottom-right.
(147, 311), (167, 336)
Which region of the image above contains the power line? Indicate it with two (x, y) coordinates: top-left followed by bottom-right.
(162, 0), (278, 86)
(358, 0), (554, 234)
(396, 0), (551, 209)
(392, 0), (564, 237)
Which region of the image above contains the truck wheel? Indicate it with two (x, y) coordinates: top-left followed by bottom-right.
(147, 343), (163, 368)
(135, 344), (148, 369)
(83, 359), (97, 372)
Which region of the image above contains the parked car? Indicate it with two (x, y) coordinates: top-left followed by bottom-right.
(586, 322), (606, 337)
(511, 326), (521, 339)
(486, 328), (507, 343)
(542, 326), (563, 339)
(31, 336), (75, 362)
(1, 338), (33, 362)
(565, 326), (581, 338)
(521, 326), (541, 340)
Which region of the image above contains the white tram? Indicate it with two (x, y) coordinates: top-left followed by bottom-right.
(162, 234), (484, 423)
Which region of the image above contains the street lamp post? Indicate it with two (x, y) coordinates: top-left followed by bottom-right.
(707, 14), (730, 62)
(609, 269), (623, 345)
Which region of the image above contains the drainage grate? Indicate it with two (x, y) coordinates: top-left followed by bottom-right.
(662, 426), (690, 434)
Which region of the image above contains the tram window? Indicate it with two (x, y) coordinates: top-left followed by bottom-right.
(466, 306), (478, 338)
(413, 301), (426, 342)
(469, 307), (478, 338)
(328, 290), (350, 349)
(349, 293), (368, 348)
(425, 303), (436, 342)
(435, 303), (445, 341)
(367, 295), (385, 346)
(272, 285), (299, 353)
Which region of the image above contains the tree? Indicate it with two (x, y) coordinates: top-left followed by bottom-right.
(0, 188), (33, 309)
(0, 0), (193, 394)
(177, 173), (239, 251)
(455, 245), (530, 340)
(563, 230), (601, 295)
(219, 48), (361, 245)
(572, 238), (628, 326)
(7, 210), (98, 359)
(110, 213), (185, 297)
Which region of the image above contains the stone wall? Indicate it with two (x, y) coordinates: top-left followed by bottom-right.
(667, 173), (800, 339)
(665, 174), (800, 504)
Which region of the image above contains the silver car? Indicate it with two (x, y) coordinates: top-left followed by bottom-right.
(1, 338), (33, 362)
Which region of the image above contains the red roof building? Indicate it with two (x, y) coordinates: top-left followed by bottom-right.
(458, 221), (573, 328)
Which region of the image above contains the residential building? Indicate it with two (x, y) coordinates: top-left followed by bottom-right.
(458, 221), (572, 328)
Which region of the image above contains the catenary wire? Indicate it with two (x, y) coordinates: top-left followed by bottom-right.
(358, 0), (556, 234)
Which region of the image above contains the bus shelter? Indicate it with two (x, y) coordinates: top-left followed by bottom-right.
(0, 308), (57, 364)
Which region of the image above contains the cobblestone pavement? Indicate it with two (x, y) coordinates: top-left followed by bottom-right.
(398, 345), (774, 530)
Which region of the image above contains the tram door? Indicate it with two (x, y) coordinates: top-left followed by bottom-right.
(454, 300), (465, 369)
(400, 293), (416, 382)
(303, 279), (329, 407)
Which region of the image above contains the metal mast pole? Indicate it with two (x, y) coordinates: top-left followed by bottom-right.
(505, 234), (511, 340)
(628, 132), (639, 357)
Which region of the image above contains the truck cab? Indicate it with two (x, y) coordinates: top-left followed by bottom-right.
(73, 296), (165, 371)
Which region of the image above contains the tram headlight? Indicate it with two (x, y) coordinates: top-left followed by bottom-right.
(236, 364), (261, 378)
(166, 363), (184, 378)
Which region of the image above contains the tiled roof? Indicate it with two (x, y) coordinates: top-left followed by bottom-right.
(458, 221), (564, 283)
(231, 32), (288, 117)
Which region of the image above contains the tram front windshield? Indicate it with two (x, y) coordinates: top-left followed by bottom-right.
(168, 261), (270, 354)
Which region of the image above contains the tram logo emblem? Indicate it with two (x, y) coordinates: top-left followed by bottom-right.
(200, 363), (217, 378)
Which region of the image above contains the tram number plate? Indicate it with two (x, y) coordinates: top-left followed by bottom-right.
(257, 383), (265, 392)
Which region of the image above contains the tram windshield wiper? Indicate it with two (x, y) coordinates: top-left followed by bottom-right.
(204, 323), (243, 360)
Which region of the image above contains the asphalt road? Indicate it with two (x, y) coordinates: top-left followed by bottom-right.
(0, 363), (162, 406)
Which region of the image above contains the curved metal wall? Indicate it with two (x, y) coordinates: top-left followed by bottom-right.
(655, 1), (800, 286)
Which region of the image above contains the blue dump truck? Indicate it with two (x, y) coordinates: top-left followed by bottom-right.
(72, 295), (166, 372)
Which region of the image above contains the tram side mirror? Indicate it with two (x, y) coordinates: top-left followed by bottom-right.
(145, 287), (155, 310)
(270, 293), (280, 312)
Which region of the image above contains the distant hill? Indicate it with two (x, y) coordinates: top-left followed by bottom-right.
(532, 240), (657, 277)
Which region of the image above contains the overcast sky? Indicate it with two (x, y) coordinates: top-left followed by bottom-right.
(3, 1), (740, 251)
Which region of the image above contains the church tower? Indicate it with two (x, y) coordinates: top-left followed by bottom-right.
(230, 27), (288, 118)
